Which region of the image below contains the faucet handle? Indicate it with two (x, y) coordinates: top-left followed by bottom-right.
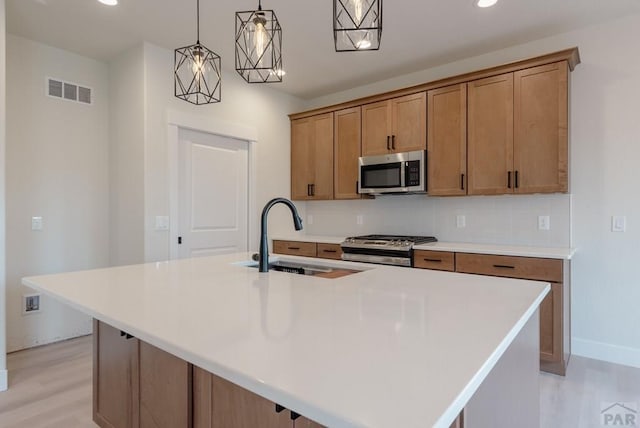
(251, 253), (260, 262)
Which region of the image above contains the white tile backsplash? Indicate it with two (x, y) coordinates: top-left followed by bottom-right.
(304, 193), (571, 247)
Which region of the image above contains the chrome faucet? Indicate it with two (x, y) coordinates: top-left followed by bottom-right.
(259, 198), (303, 272)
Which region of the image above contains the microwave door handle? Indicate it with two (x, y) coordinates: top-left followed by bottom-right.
(400, 162), (406, 188)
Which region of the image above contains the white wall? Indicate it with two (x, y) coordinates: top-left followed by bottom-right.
(0, 0), (8, 391)
(141, 43), (306, 262)
(109, 45), (145, 266)
(5, 35), (110, 352)
(303, 15), (640, 367)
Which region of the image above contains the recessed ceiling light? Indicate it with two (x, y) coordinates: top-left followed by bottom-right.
(98, 0), (118, 5)
(475, 0), (498, 8)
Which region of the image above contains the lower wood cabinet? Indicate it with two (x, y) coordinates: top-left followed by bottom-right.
(273, 240), (318, 257)
(93, 320), (191, 428)
(94, 320), (324, 428)
(456, 253), (569, 375)
(413, 250), (455, 271)
(194, 367), (324, 428)
(273, 240), (344, 261)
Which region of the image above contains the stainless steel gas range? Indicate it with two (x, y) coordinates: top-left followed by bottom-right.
(340, 234), (438, 267)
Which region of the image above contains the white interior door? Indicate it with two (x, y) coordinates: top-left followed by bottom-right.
(177, 128), (249, 258)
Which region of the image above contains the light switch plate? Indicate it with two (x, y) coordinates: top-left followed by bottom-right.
(538, 215), (550, 230)
(356, 215), (364, 225)
(456, 215), (466, 228)
(307, 215), (314, 225)
(612, 216), (626, 232)
(155, 216), (169, 231)
(31, 216), (43, 231)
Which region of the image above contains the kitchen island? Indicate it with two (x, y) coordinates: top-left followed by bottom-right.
(23, 252), (549, 428)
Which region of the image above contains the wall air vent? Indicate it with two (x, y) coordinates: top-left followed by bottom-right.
(47, 77), (93, 105)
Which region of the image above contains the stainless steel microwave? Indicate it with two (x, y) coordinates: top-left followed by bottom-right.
(358, 150), (427, 195)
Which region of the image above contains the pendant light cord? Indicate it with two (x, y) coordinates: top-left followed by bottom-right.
(196, 0), (200, 43)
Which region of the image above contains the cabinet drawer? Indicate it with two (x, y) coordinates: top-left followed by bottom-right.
(413, 250), (455, 271)
(317, 243), (343, 260)
(273, 240), (317, 257)
(456, 253), (562, 282)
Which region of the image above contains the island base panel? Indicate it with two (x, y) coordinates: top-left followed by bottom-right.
(463, 309), (540, 428)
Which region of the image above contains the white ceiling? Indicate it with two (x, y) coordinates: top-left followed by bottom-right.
(7, 0), (640, 99)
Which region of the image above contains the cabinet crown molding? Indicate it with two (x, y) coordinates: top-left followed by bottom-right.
(289, 47), (580, 121)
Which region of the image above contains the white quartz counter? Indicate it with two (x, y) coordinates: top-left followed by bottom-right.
(273, 234), (575, 259)
(23, 253), (548, 428)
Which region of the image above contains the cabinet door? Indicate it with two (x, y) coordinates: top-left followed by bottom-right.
(427, 84), (467, 196)
(209, 372), (290, 428)
(310, 113), (335, 200)
(539, 282), (563, 363)
(391, 92), (427, 153)
(139, 342), (192, 428)
(514, 62), (568, 194)
(291, 118), (313, 200)
(362, 100), (391, 156)
(295, 416), (325, 427)
(93, 320), (139, 428)
(334, 107), (362, 199)
(468, 73), (514, 195)
(291, 114), (334, 201)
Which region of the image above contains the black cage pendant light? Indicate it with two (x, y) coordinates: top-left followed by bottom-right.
(175, 0), (222, 104)
(334, 0), (382, 51)
(235, 0), (284, 83)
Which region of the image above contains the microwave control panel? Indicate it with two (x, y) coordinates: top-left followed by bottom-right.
(405, 160), (421, 186)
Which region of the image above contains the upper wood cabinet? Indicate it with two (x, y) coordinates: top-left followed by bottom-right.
(427, 83), (468, 196)
(468, 73), (514, 195)
(362, 92), (426, 156)
(334, 107), (362, 199)
(291, 113), (334, 200)
(514, 62), (569, 194)
(468, 62), (569, 196)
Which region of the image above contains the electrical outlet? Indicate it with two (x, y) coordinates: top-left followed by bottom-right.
(456, 215), (466, 228)
(538, 215), (550, 231)
(31, 216), (43, 231)
(612, 216), (626, 232)
(23, 294), (42, 315)
(356, 215), (364, 225)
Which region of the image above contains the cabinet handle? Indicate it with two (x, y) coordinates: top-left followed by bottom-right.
(515, 170), (519, 189)
(424, 258), (442, 263)
(120, 331), (134, 340)
(275, 404), (286, 413)
(391, 135), (396, 150)
(323, 249), (338, 253)
(307, 184), (311, 197)
(387, 136), (391, 150)
(288, 246), (301, 250)
(493, 264), (515, 269)
(507, 171), (512, 189)
(461, 173), (465, 190)
(311, 184), (315, 196)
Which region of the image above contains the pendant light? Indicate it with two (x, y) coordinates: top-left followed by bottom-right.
(235, 0), (284, 83)
(333, 0), (382, 51)
(175, 0), (222, 104)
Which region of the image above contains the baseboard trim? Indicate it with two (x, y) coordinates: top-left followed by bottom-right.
(0, 369), (7, 392)
(572, 337), (640, 369)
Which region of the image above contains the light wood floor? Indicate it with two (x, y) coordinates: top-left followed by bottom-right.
(0, 336), (638, 427)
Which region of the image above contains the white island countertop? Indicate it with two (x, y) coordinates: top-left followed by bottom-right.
(23, 253), (548, 428)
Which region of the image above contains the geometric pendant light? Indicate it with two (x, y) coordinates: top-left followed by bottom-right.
(333, 0), (383, 51)
(174, 0), (222, 104)
(235, 0), (284, 83)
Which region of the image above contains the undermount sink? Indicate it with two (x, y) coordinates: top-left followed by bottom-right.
(238, 259), (364, 279)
